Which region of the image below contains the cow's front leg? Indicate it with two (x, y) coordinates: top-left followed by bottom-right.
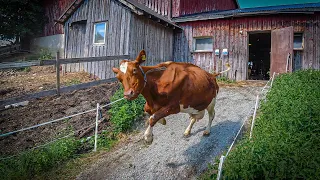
(144, 105), (180, 144)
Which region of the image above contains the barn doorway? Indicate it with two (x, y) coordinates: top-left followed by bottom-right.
(248, 32), (271, 80)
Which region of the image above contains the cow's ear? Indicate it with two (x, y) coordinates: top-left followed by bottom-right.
(112, 67), (119, 74)
(135, 50), (146, 64)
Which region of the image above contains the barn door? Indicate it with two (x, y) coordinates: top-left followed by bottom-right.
(67, 21), (87, 58)
(271, 26), (293, 75)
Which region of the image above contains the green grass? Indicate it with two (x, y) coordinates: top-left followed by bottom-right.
(0, 87), (146, 179)
(66, 78), (81, 86)
(222, 70), (320, 179)
(216, 76), (235, 83)
(0, 137), (80, 180)
(108, 86), (146, 133)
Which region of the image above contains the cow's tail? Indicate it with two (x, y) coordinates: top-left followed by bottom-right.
(213, 63), (231, 77)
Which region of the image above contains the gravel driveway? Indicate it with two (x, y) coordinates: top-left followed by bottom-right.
(77, 85), (263, 180)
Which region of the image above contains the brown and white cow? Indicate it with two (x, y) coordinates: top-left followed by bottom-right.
(112, 50), (230, 144)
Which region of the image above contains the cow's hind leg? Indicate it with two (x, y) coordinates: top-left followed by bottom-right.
(184, 111), (205, 136)
(204, 98), (216, 136)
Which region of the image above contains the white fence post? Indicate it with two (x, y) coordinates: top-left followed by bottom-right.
(217, 155), (225, 180)
(94, 103), (100, 152)
(250, 95), (260, 139)
(270, 72), (276, 88)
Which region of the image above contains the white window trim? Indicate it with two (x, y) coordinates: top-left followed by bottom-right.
(293, 32), (304, 51)
(193, 36), (213, 52)
(93, 22), (107, 45)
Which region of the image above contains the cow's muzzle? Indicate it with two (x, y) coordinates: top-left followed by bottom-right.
(124, 89), (136, 100)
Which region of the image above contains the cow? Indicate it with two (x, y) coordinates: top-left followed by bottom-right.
(112, 50), (230, 144)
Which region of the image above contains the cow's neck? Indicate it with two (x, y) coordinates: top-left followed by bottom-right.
(140, 66), (164, 108)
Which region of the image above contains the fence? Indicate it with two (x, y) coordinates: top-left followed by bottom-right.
(0, 96), (125, 160)
(216, 72), (276, 180)
(0, 53), (130, 108)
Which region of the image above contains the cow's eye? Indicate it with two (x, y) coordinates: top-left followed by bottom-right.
(133, 68), (137, 74)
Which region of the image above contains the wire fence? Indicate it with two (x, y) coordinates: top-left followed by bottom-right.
(216, 72), (276, 180)
(0, 97), (125, 160)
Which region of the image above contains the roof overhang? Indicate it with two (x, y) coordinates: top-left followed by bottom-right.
(173, 3), (320, 23)
(119, 0), (181, 30)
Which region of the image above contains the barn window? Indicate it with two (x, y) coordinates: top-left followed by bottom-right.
(293, 33), (303, 50)
(93, 22), (106, 44)
(194, 37), (213, 52)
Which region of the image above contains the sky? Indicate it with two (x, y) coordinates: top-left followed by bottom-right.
(238, 0), (320, 8)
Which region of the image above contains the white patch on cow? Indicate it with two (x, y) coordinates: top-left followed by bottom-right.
(144, 124), (153, 143)
(180, 104), (199, 114)
(120, 62), (128, 73)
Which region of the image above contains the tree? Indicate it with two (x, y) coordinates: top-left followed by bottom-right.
(0, 0), (46, 44)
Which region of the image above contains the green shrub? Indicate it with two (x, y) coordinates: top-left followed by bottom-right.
(223, 70), (320, 179)
(109, 87), (146, 133)
(38, 48), (53, 60)
(0, 137), (80, 179)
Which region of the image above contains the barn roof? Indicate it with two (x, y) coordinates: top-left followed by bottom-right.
(55, 0), (181, 29)
(173, 2), (320, 22)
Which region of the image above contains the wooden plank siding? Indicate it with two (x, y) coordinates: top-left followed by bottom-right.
(172, 0), (237, 18)
(42, 0), (75, 36)
(135, 0), (171, 18)
(173, 13), (320, 80)
(63, 0), (174, 79)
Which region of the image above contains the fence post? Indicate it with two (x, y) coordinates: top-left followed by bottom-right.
(250, 95), (260, 139)
(270, 72), (276, 88)
(56, 52), (61, 96)
(217, 155), (225, 180)
(94, 103), (99, 152)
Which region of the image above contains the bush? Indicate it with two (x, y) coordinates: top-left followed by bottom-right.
(108, 87), (146, 133)
(38, 48), (53, 60)
(0, 137), (80, 179)
(223, 70), (320, 179)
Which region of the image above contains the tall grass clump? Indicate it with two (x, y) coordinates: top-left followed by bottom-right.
(0, 137), (80, 180)
(223, 70), (320, 179)
(108, 86), (146, 133)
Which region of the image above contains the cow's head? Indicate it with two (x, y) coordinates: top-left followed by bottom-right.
(112, 50), (146, 100)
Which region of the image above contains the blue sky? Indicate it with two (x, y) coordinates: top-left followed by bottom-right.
(238, 0), (320, 8)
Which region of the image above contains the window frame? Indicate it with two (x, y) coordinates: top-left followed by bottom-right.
(193, 36), (213, 52)
(293, 32), (304, 50)
(93, 22), (107, 45)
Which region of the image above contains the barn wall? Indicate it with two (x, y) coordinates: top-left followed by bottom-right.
(174, 13), (320, 80)
(64, 0), (174, 79)
(42, 0), (74, 36)
(172, 0), (237, 17)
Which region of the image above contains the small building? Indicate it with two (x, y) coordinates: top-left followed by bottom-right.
(173, 2), (320, 80)
(53, 0), (180, 78)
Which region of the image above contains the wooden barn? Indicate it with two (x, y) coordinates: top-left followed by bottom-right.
(172, 2), (320, 80)
(52, 0), (180, 79)
(39, 0), (320, 81)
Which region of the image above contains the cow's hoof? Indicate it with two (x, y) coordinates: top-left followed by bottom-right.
(144, 134), (153, 145)
(203, 130), (210, 136)
(183, 131), (191, 137)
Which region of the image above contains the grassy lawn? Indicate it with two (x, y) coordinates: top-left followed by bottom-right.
(222, 70), (320, 179)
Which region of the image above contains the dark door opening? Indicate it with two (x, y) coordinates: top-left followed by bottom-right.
(248, 33), (271, 80)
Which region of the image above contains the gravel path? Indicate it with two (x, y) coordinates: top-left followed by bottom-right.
(77, 85), (262, 180)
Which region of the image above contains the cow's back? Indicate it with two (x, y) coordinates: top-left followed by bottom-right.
(156, 62), (218, 111)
